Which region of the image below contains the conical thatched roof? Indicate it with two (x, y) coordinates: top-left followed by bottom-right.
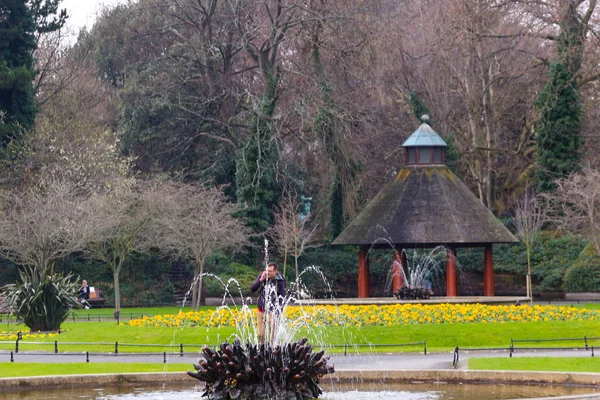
(332, 165), (518, 247)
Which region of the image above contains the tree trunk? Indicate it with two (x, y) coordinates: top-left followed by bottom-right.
(113, 255), (126, 312)
(526, 245), (532, 305)
(283, 247), (288, 277)
(113, 268), (121, 312)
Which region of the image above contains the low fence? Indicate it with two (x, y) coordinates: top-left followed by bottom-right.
(0, 339), (428, 362)
(451, 335), (599, 368)
(509, 336), (599, 357)
(0, 312), (150, 325)
(2, 335), (598, 367)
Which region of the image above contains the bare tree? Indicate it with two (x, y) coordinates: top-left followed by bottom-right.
(0, 181), (106, 275)
(146, 181), (250, 310)
(85, 179), (153, 313)
(513, 188), (545, 303)
(545, 167), (600, 257)
(270, 191), (318, 282)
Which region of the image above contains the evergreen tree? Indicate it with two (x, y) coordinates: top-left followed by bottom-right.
(409, 90), (433, 126)
(235, 72), (281, 237)
(534, 3), (584, 193)
(0, 0), (66, 145)
(313, 42), (359, 240)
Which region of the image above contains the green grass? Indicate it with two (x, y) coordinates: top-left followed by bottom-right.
(573, 303), (600, 310)
(72, 306), (225, 315)
(1, 319), (599, 354)
(0, 362), (190, 377)
(469, 357), (600, 372)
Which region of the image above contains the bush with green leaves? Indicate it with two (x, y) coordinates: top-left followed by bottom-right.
(295, 246), (358, 297)
(458, 232), (586, 292)
(3, 266), (80, 331)
(204, 261), (258, 297)
(564, 245), (600, 293)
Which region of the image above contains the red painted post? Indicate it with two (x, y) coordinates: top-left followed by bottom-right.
(484, 245), (494, 296)
(358, 248), (370, 298)
(392, 250), (403, 293)
(446, 247), (457, 296)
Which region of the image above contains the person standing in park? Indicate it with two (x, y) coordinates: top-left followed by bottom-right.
(250, 262), (286, 344)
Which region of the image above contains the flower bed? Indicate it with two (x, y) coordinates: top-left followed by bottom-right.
(128, 304), (599, 328)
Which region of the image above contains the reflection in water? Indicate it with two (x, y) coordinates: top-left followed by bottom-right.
(3, 382), (600, 400)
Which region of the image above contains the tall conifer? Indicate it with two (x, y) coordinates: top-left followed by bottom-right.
(0, 0), (66, 145)
(534, 3), (584, 192)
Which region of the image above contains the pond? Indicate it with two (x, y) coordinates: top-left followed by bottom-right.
(3, 381), (600, 400)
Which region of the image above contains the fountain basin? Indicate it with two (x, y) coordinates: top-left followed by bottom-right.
(2, 369), (600, 399)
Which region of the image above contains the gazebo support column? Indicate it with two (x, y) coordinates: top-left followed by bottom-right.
(483, 245), (494, 296)
(392, 250), (403, 293)
(446, 247), (457, 296)
(358, 247), (370, 298)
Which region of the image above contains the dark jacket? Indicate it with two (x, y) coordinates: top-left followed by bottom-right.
(79, 285), (90, 300)
(251, 272), (286, 312)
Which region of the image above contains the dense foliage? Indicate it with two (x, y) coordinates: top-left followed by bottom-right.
(0, 0), (36, 144)
(3, 266), (79, 331)
(564, 245), (600, 293)
(458, 233), (587, 292)
(236, 74), (281, 237)
(188, 338), (335, 400)
(534, 3), (585, 192)
(0, 0), (67, 145)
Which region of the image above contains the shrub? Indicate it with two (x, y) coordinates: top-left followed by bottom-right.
(3, 266), (80, 331)
(458, 232), (586, 292)
(296, 246), (357, 297)
(204, 262), (258, 297)
(564, 245), (600, 292)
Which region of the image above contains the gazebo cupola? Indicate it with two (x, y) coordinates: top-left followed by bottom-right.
(403, 116), (447, 166)
(332, 115), (519, 298)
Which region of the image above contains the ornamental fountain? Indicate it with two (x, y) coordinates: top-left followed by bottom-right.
(186, 240), (336, 399)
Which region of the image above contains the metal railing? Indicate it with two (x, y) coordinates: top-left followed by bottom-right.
(0, 339), (428, 359)
(509, 336), (599, 357)
(0, 312), (151, 325)
(328, 341), (427, 356)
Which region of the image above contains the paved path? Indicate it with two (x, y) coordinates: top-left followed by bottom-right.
(2, 348), (595, 370)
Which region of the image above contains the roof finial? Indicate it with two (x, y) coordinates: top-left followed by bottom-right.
(421, 114), (430, 122)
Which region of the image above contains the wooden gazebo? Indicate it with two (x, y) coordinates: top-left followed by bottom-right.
(332, 118), (518, 297)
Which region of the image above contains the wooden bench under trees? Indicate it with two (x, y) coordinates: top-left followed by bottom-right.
(85, 288), (106, 307)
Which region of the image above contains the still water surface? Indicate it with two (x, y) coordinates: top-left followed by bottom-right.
(3, 382), (600, 400)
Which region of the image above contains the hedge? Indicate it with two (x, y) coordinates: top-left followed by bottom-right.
(564, 245), (600, 292)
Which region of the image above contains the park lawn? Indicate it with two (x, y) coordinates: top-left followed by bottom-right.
(468, 357), (600, 372)
(573, 303), (600, 310)
(2, 319), (599, 354)
(301, 319), (600, 353)
(0, 362), (190, 377)
(1, 306), (230, 324)
(70, 306), (223, 317)
(0, 323), (239, 353)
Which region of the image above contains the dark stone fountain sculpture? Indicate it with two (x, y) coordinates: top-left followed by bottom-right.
(188, 338), (335, 399)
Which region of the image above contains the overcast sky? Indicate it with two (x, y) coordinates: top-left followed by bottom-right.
(61, 0), (127, 33)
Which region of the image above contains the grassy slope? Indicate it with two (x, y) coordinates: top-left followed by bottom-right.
(469, 357), (600, 372)
(0, 362), (190, 377)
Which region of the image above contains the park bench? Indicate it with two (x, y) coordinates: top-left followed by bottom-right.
(84, 288), (106, 307)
